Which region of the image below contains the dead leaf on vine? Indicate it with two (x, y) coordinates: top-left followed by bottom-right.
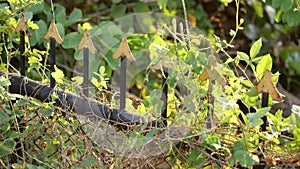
(199, 69), (209, 81)
(265, 155), (277, 166)
(256, 69), (283, 102)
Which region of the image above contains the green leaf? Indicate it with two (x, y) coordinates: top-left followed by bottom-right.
(246, 87), (258, 97)
(62, 32), (81, 49)
(247, 107), (269, 127)
(55, 4), (66, 24)
(1, 122), (10, 132)
(275, 10), (282, 22)
(28, 2), (45, 14)
(26, 164), (45, 169)
(204, 133), (221, 150)
(233, 150), (259, 167)
(101, 49), (120, 70)
(224, 57), (234, 65)
(149, 35), (168, 60)
(237, 51), (250, 62)
(99, 66), (106, 76)
(71, 76), (83, 85)
(81, 157), (97, 167)
(23, 11), (33, 21)
(112, 0), (121, 3)
(91, 77), (107, 90)
(144, 128), (157, 142)
(219, 0), (233, 7)
(51, 65), (64, 84)
(253, 1), (264, 17)
(40, 107), (53, 117)
(294, 128), (300, 142)
(0, 138), (16, 157)
(250, 38), (262, 59)
(256, 54), (272, 79)
(12, 163), (23, 169)
(157, 0), (168, 9)
(280, 0), (293, 12)
(232, 140), (246, 151)
(282, 9), (300, 27)
(56, 22), (65, 39)
(34, 20), (47, 44)
(133, 2), (150, 13)
(0, 76), (11, 86)
(272, 0), (282, 8)
(0, 111), (10, 123)
(189, 149), (201, 161)
(110, 4), (126, 19)
(149, 89), (164, 115)
(66, 8), (82, 26)
(241, 79), (253, 88)
(74, 49), (83, 60)
(189, 149), (206, 166)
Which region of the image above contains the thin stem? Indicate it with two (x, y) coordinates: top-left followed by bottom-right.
(42, 46), (50, 82)
(221, 48), (253, 85)
(188, 141), (229, 166)
(181, 0), (191, 47)
(24, 151), (55, 169)
(228, 0), (241, 45)
(50, 0), (55, 20)
(12, 109), (26, 167)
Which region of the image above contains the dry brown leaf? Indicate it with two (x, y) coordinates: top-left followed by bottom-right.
(77, 29), (97, 54)
(199, 68), (226, 86)
(199, 69), (209, 81)
(112, 37), (135, 63)
(44, 20), (63, 44)
(187, 14), (197, 27)
(265, 155), (277, 166)
(256, 69), (283, 102)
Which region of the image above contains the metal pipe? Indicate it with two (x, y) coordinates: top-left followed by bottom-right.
(120, 56), (127, 111)
(83, 47), (89, 97)
(50, 38), (56, 88)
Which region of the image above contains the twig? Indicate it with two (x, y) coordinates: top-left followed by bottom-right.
(187, 141), (229, 166)
(24, 151), (56, 169)
(83, 2), (136, 19)
(220, 48), (253, 84)
(181, 0), (191, 47)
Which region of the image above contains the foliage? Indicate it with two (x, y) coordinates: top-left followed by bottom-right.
(0, 0), (300, 168)
(244, 0), (300, 94)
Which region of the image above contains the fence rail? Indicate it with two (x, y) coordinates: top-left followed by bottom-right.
(1, 70), (162, 128)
